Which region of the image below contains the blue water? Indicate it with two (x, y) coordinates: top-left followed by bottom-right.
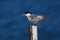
(0, 0), (60, 40)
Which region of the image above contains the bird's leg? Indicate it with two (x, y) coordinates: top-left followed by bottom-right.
(32, 23), (37, 26)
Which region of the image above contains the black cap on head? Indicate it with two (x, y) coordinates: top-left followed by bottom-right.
(24, 12), (31, 14)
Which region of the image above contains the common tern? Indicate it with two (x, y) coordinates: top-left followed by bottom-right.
(23, 12), (52, 25)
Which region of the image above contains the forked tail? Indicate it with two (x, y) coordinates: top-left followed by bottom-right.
(44, 17), (53, 21)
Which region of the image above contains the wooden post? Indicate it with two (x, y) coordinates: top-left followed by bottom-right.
(29, 25), (38, 40)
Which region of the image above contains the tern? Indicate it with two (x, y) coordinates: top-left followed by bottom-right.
(23, 12), (52, 25)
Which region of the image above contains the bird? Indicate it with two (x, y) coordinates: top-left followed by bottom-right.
(22, 12), (52, 25)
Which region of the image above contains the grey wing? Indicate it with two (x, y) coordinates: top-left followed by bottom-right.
(37, 15), (44, 20)
(29, 14), (42, 22)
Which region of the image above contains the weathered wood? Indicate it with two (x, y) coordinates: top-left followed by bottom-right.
(29, 25), (38, 40)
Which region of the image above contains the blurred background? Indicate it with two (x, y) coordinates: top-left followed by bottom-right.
(0, 0), (60, 40)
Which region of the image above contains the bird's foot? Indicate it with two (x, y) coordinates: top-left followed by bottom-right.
(32, 23), (37, 26)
